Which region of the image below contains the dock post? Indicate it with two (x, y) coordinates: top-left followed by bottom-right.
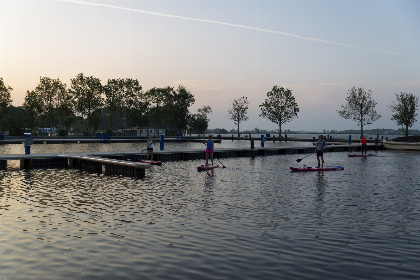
(160, 134), (165, 150)
(285, 134), (287, 142)
(24, 133), (32, 154)
(348, 135), (352, 145)
(261, 135), (265, 147)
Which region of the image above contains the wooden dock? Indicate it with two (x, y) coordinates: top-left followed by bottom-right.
(0, 143), (381, 177)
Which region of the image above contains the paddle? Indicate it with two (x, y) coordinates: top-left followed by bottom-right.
(218, 159), (227, 168)
(296, 153), (314, 163)
(138, 145), (150, 159)
(139, 146), (147, 155)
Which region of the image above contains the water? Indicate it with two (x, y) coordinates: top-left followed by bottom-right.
(1, 142), (420, 279)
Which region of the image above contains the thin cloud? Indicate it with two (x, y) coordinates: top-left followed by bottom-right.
(58, 0), (412, 56)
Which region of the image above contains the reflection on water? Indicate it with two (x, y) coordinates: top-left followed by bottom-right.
(1, 148), (420, 279)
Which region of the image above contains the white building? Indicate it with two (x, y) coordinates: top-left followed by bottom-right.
(121, 127), (165, 137)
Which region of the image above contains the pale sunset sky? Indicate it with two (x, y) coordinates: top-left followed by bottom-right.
(1, 0), (419, 132)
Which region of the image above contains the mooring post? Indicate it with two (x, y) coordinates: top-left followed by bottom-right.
(160, 134), (165, 150)
(24, 133), (32, 154)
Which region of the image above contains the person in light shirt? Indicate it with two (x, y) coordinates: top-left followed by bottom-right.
(315, 135), (327, 168)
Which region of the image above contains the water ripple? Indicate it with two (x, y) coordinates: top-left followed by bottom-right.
(1, 151), (420, 279)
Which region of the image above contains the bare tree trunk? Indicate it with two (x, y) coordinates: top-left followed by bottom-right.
(360, 123), (364, 140)
(237, 122), (240, 137)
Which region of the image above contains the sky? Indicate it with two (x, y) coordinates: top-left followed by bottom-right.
(1, 0), (419, 133)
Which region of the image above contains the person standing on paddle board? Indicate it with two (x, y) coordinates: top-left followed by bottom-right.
(147, 136), (154, 160)
(360, 135), (367, 155)
(315, 135), (327, 168)
(204, 134), (214, 166)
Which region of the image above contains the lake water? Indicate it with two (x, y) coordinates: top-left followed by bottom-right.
(1, 141), (420, 279)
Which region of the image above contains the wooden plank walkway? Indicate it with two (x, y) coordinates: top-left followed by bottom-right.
(0, 143), (380, 162)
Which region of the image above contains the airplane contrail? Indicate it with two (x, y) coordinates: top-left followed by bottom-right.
(58, 0), (410, 56)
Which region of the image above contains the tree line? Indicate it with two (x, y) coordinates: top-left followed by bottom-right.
(0, 75), (211, 136)
(1, 76), (418, 138)
(228, 86), (418, 138)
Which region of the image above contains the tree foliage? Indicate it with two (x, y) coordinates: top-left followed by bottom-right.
(259, 85), (299, 136)
(1, 75), (204, 136)
(166, 85), (195, 134)
(145, 87), (172, 129)
(390, 92), (419, 137)
(69, 73), (104, 135)
(337, 87), (381, 138)
(4, 106), (25, 136)
(23, 90), (43, 134)
(228, 96), (249, 137)
(145, 85), (195, 135)
(104, 78), (125, 131)
(56, 86), (76, 134)
(190, 106), (212, 135)
(123, 78), (144, 130)
(0, 78), (13, 132)
(34, 76), (67, 131)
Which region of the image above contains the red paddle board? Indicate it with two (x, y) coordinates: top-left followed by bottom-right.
(290, 166), (344, 172)
(348, 154), (376, 157)
(140, 160), (163, 165)
(197, 164), (219, 171)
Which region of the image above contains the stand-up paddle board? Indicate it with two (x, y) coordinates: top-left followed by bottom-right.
(348, 154), (376, 157)
(290, 166), (344, 172)
(197, 164), (219, 171)
(139, 160), (163, 165)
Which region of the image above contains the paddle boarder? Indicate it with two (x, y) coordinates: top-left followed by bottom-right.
(146, 136), (154, 160)
(204, 134), (214, 166)
(360, 135), (367, 155)
(315, 135), (327, 168)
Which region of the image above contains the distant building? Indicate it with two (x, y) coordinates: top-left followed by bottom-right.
(120, 127), (165, 137)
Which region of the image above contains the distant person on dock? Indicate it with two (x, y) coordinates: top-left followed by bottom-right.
(203, 134), (214, 166)
(360, 135), (367, 155)
(315, 135), (327, 168)
(147, 136), (154, 160)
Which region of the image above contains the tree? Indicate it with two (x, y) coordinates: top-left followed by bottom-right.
(4, 106), (26, 136)
(337, 87), (381, 139)
(145, 87), (172, 129)
(228, 96), (249, 137)
(190, 106), (212, 135)
(56, 88), (76, 135)
(34, 77), (67, 134)
(259, 85), (299, 136)
(390, 92), (419, 137)
(165, 85), (195, 135)
(0, 78), (13, 132)
(104, 78), (125, 132)
(123, 78), (143, 130)
(69, 73), (104, 135)
(23, 90), (44, 134)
